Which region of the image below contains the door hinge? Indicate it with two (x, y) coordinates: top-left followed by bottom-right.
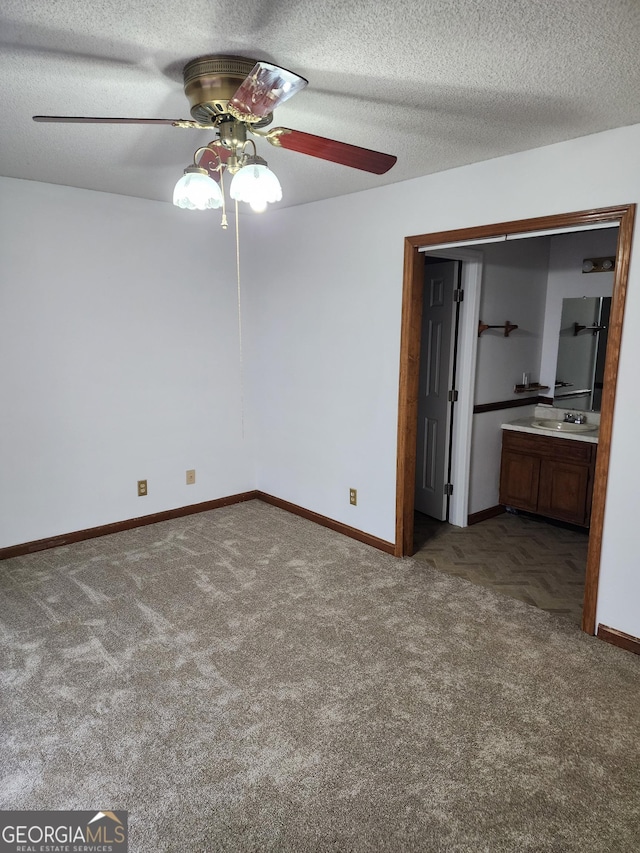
(448, 389), (459, 403)
(444, 483), (454, 496)
(453, 289), (464, 303)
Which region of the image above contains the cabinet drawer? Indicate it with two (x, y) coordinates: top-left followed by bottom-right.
(501, 429), (594, 464)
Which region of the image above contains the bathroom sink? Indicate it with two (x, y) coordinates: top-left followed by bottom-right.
(531, 419), (597, 433)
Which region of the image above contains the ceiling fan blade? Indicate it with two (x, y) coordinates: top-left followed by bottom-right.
(33, 116), (204, 127)
(228, 62), (308, 121)
(263, 127), (397, 174)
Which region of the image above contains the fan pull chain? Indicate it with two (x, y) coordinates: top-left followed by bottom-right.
(219, 166), (228, 230)
(234, 199), (244, 437)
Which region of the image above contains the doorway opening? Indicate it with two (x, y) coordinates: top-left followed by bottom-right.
(396, 204), (636, 635)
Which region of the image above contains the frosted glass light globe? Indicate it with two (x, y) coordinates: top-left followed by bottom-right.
(229, 162), (282, 213)
(173, 170), (222, 210)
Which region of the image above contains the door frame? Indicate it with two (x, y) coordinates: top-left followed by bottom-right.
(395, 204), (636, 635)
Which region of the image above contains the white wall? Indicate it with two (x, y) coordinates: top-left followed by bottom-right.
(474, 237), (550, 403)
(246, 123), (640, 638)
(244, 207), (402, 542)
(0, 178), (253, 548)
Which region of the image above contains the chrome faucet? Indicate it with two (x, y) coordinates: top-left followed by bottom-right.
(564, 412), (587, 424)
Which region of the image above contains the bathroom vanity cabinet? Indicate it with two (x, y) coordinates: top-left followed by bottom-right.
(499, 430), (596, 527)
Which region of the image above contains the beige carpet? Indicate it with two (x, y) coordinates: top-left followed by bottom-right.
(1, 500), (639, 852)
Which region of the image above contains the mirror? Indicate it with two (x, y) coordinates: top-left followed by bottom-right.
(554, 296), (611, 412)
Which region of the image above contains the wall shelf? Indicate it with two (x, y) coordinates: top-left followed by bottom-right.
(573, 322), (607, 336)
(513, 383), (550, 394)
(478, 320), (519, 337)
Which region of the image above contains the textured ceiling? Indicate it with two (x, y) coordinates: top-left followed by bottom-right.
(1, 0), (640, 210)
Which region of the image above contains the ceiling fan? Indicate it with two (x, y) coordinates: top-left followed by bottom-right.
(33, 55), (397, 217)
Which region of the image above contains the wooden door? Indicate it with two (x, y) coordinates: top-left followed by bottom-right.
(499, 450), (540, 512)
(538, 460), (591, 526)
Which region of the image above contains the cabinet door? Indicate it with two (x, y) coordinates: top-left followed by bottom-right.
(537, 459), (591, 526)
(499, 451), (540, 512)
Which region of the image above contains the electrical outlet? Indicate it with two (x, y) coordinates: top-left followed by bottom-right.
(138, 479), (147, 497)
(349, 488), (357, 506)
(186, 469), (196, 485)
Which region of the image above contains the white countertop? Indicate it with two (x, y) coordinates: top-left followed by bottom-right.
(501, 416), (599, 444)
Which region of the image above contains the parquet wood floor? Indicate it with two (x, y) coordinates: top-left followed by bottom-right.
(413, 510), (588, 624)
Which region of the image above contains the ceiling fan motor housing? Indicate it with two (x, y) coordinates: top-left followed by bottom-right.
(183, 54), (272, 127)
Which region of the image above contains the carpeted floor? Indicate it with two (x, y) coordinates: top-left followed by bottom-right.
(1, 500), (639, 852)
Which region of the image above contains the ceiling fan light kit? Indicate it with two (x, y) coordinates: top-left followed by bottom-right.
(33, 54), (397, 226)
(173, 138), (280, 218)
